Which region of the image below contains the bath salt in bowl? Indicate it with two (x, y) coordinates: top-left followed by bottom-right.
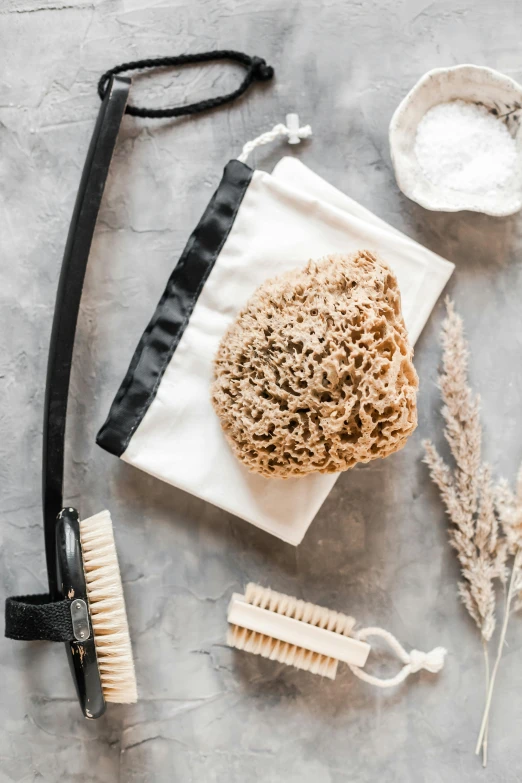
(389, 65), (522, 216)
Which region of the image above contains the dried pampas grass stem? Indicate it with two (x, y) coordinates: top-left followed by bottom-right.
(423, 301), (506, 645)
(422, 298), (522, 767)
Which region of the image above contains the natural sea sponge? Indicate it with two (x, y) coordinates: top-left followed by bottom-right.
(211, 251), (418, 478)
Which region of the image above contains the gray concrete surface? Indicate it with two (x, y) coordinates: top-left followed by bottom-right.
(2, 1), (522, 780)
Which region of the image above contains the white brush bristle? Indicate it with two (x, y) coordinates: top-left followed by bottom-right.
(79, 510), (137, 704)
(227, 583), (356, 680)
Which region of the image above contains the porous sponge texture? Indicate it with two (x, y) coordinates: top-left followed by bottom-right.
(211, 251), (418, 478)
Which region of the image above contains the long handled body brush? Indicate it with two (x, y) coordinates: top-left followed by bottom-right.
(4, 49), (281, 719)
(228, 584), (447, 687)
(5, 75), (137, 718)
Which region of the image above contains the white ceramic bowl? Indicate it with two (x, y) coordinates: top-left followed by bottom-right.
(389, 65), (522, 216)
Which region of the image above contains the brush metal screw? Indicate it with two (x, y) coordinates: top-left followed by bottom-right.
(70, 598), (91, 642)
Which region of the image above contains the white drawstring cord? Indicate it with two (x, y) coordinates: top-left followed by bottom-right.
(347, 627), (447, 688)
(238, 115), (312, 163)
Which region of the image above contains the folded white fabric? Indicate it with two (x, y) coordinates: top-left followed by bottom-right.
(97, 157), (454, 545)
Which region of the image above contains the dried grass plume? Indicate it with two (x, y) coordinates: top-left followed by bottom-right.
(422, 298), (522, 767)
(423, 299), (506, 643)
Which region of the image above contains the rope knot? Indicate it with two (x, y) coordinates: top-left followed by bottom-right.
(251, 57), (274, 81)
(409, 647), (447, 674)
(294, 125), (313, 141)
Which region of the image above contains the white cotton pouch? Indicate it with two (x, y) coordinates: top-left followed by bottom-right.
(97, 156), (454, 545)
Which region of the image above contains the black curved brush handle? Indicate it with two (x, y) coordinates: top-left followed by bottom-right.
(55, 508), (105, 719)
(43, 75), (130, 597)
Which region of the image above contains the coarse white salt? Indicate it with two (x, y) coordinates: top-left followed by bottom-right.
(414, 99), (517, 195)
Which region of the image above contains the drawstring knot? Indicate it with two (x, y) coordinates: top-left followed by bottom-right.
(409, 647), (446, 674)
(237, 116), (312, 163)
(251, 57), (274, 82)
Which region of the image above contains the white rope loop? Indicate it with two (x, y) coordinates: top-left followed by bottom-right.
(347, 627), (447, 689)
(238, 120), (312, 163)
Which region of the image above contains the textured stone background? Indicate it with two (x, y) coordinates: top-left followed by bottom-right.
(2, 1), (522, 781)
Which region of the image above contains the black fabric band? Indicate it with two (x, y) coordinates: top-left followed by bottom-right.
(5, 595), (74, 642)
(96, 158), (253, 457)
(98, 51), (274, 119)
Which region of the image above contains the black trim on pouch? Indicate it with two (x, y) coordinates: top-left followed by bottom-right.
(96, 159), (254, 457)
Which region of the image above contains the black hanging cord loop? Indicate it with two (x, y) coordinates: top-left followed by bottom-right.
(97, 50), (275, 119)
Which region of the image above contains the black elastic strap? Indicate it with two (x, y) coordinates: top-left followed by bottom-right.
(5, 595), (74, 642)
(97, 50), (274, 118)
